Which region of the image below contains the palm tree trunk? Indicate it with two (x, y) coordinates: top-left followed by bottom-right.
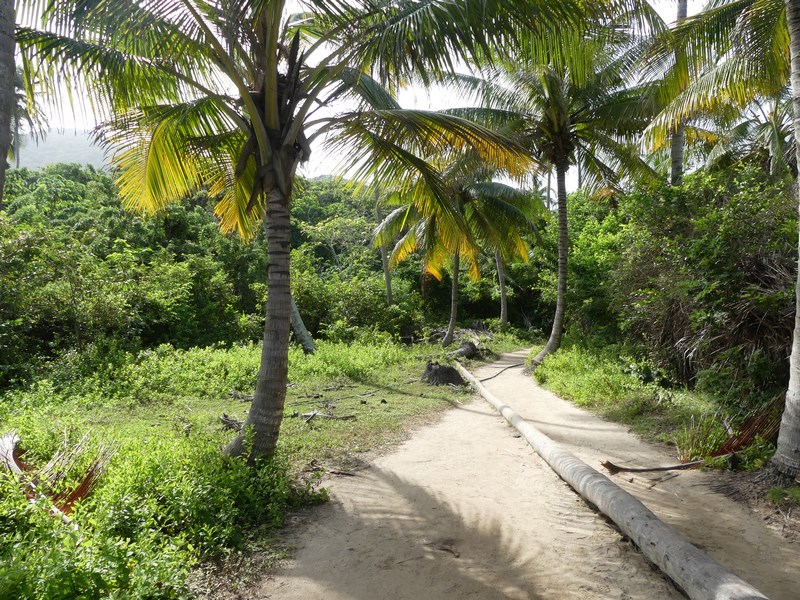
(290, 294), (315, 354)
(442, 251), (460, 346)
(13, 114), (18, 169)
(0, 0), (15, 210)
(226, 185), (293, 459)
(773, 0), (800, 477)
(532, 160), (568, 366)
(496, 250), (508, 327)
(376, 203), (393, 305)
(546, 167), (552, 210)
(670, 0), (688, 186)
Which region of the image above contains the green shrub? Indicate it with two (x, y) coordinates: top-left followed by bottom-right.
(532, 343), (648, 407)
(289, 339), (407, 381)
(674, 412), (729, 462)
(0, 429), (324, 599)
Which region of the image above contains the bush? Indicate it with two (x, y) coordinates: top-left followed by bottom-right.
(532, 342), (649, 407)
(0, 429), (324, 599)
(612, 166), (795, 399)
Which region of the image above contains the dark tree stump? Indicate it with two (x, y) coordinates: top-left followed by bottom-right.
(422, 361), (466, 386)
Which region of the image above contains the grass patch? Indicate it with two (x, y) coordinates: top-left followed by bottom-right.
(768, 485), (800, 506)
(530, 340), (720, 445)
(0, 338), (472, 598)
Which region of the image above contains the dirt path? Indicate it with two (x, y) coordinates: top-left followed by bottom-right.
(256, 350), (798, 600)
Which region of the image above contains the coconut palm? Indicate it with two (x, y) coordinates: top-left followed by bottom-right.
(449, 38), (660, 365)
(670, 0), (689, 184)
(17, 0), (573, 458)
(698, 87), (795, 175)
(11, 67), (48, 169)
(375, 156), (542, 346)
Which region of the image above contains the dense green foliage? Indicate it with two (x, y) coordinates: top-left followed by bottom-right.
(535, 165), (796, 408)
(4, 161), (795, 413)
(0, 334), (497, 598)
(614, 167), (796, 401)
(1, 153), (798, 597)
(0, 166), (543, 390)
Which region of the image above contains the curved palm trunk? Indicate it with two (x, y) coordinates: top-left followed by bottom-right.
(442, 251), (460, 346)
(670, 0), (688, 186)
(290, 295), (315, 354)
(381, 244), (393, 306)
(226, 185), (293, 459)
(0, 1), (15, 209)
(13, 115), (18, 169)
(773, 0), (800, 477)
(376, 204), (393, 305)
(496, 250), (508, 327)
(532, 161), (568, 367)
(546, 167), (552, 210)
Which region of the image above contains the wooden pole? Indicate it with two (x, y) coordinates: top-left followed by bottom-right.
(454, 363), (769, 600)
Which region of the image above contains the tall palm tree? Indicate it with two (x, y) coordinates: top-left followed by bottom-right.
(670, 0), (688, 184)
(0, 0), (14, 210)
(451, 39), (659, 366)
(643, 0), (800, 476)
(17, 0), (569, 458)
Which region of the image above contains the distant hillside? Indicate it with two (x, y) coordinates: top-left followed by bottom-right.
(16, 129), (108, 171)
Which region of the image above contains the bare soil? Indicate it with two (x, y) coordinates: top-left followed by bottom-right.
(204, 350), (799, 599)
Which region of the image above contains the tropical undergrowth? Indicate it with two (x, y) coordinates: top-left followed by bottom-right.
(526, 165), (795, 470)
(530, 338), (777, 470)
(0, 335), (504, 599)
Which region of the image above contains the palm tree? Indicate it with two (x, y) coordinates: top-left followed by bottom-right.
(473, 181), (547, 327)
(451, 40), (659, 366)
(375, 159), (541, 346)
(0, 0), (14, 210)
(670, 0), (688, 185)
(11, 67), (48, 168)
(642, 0), (800, 476)
(18, 0), (571, 459)
(699, 88), (795, 175)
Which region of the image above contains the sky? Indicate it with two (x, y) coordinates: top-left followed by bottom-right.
(36, 0), (708, 187)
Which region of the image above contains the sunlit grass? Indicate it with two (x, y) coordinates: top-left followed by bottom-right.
(529, 340), (720, 445)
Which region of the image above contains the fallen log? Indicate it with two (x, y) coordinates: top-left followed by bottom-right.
(299, 411), (356, 423)
(219, 414), (244, 432)
(454, 362), (768, 600)
(446, 341), (478, 359)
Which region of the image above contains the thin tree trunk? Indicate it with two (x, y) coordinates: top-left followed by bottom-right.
(376, 203), (393, 306)
(226, 185), (293, 459)
(290, 294), (315, 354)
(442, 251), (459, 346)
(670, 0), (688, 186)
(531, 160), (568, 367)
(496, 250), (508, 327)
(773, 0), (800, 477)
(13, 115), (18, 169)
(0, 1), (15, 210)
(546, 167), (552, 210)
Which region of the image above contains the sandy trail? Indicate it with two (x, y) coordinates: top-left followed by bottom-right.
(257, 350), (798, 600)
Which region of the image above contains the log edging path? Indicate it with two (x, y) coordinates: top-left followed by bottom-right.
(455, 361), (769, 600)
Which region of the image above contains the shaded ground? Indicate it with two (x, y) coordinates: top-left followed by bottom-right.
(207, 350), (799, 599)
